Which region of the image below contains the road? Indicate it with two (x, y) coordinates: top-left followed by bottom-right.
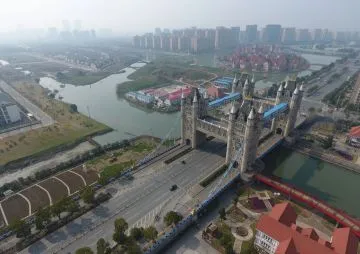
(0, 80), (54, 139)
(21, 140), (227, 254)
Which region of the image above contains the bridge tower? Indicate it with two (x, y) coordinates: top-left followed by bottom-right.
(241, 107), (262, 173)
(250, 74), (256, 96)
(271, 83), (284, 132)
(191, 94), (198, 148)
(231, 74), (238, 94)
(180, 91), (186, 144)
(225, 103), (236, 164)
(243, 78), (251, 98)
(284, 84), (304, 137)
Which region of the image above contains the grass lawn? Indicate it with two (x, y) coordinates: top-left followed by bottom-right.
(0, 81), (111, 166)
(240, 222), (257, 254)
(56, 71), (111, 86)
(100, 161), (134, 180)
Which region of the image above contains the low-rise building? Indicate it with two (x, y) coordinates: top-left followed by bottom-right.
(350, 74), (360, 106)
(255, 202), (358, 254)
(347, 126), (360, 147)
(0, 92), (21, 127)
(207, 86), (225, 99)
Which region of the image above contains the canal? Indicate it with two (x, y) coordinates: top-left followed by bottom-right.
(39, 63), (180, 145)
(262, 146), (360, 218)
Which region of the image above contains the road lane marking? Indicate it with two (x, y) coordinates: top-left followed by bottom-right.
(17, 193), (32, 216)
(68, 170), (87, 186)
(52, 176), (71, 195)
(36, 184), (53, 206)
(0, 203), (9, 226)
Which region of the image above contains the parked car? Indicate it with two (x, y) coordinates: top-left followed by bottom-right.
(170, 184), (178, 191)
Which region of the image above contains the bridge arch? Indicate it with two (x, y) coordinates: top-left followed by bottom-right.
(276, 128), (283, 135)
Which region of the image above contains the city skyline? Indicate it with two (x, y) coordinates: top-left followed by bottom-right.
(0, 0), (360, 34)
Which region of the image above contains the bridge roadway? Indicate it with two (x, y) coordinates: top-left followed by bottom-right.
(21, 140), (227, 254)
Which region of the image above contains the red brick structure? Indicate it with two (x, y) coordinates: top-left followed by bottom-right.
(255, 202), (358, 254)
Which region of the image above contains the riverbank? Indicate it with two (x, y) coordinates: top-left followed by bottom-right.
(0, 79), (112, 167)
(284, 142), (360, 175)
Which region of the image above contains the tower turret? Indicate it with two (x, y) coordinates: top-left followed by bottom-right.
(243, 78), (251, 98)
(250, 74), (256, 95)
(191, 93), (198, 148)
(271, 83), (284, 132)
(232, 74), (238, 93)
(226, 103), (237, 164)
(284, 86), (302, 137)
(180, 90), (186, 144)
(241, 107), (257, 173)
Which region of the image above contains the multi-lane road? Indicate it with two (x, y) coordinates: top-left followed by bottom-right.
(21, 140), (226, 254)
(0, 80), (54, 139)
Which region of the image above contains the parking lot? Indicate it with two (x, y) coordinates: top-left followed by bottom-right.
(0, 166), (99, 226)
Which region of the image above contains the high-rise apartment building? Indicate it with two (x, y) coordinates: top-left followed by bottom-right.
(282, 28), (296, 43)
(178, 36), (191, 52)
(132, 35), (141, 48)
(215, 26), (237, 49)
(154, 28), (161, 35)
(191, 37), (212, 53)
(296, 29), (312, 42)
(262, 24), (282, 43)
(231, 26), (240, 44)
(152, 35), (161, 49)
(245, 25), (258, 42)
(170, 36), (179, 51)
(313, 29), (323, 42)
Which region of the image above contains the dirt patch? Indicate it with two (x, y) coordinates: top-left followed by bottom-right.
(56, 171), (85, 194)
(39, 178), (68, 203)
(1, 194), (29, 224)
(20, 185), (50, 214)
(71, 166), (99, 185)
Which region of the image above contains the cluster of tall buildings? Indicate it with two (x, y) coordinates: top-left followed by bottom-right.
(46, 20), (97, 41)
(133, 25), (360, 52)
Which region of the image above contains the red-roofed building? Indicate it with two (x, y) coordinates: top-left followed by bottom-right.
(348, 126), (360, 147)
(207, 86), (225, 99)
(254, 202), (358, 254)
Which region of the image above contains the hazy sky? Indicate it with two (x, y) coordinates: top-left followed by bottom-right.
(0, 0), (359, 34)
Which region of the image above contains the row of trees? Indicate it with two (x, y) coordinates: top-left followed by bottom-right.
(75, 210), (184, 254)
(0, 139), (131, 198)
(11, 186), (95, 238)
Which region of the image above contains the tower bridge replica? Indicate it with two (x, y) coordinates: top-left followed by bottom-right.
(180, 75), (304, 178)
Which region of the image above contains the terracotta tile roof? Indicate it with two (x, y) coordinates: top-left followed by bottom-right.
(268, 202), (297, 227)
(332, 228), (358, 254)
(256, 203), (359, 254)
(349, 126), (360, 137)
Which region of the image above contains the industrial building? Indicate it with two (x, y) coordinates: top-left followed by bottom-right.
(0, 92), (21, 127)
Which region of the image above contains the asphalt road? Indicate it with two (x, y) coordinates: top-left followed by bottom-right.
(0, 80), (54, 139)
(21, 140), (226, 254)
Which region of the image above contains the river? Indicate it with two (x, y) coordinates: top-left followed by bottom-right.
(262, 147), (360, 218)
(39, 63), (180, 146)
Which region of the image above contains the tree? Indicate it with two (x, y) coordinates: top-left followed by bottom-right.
(114, 217), (128, 233)
(51, 198), (67, 220)
(130, 227), (143, 241)
(81, 186), (95, 204)
(126, 242), (142, 254)
(232, 196), (239, 206)
(143, 226), (158, 242)
(10, 219), (31, 238)
(96, 238), (110, 254)
(113, 217), (128, 244)
(163, 211), (183, 226)
(66, 198), (79, 215)
(75, 247), (94, 254)
(35, 207), (51, 230)
(308, 107), (316, 115)
(322, 135), (334, 149)
(219, 207), (226, 220)
(70, 104), (78, 113)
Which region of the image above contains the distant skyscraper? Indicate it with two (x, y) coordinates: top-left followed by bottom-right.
(231, 27), (240, 44)
(263, 24), (282, 43)
(215, 26), (237, 49)
(282, 28), (296, 43)
(313, 29), (323, 42)
(296, 29), (311, 42)
(132, 35), (141, 47)
(245, 25), (258, 43)
(155, 28), (161, 35)
(163, 28), (170, 34)
(74, 20), (82, 31)
(62, 20), (71, 31)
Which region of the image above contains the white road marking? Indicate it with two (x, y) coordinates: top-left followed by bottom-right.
(68, 170), (87, 186)
(52, 176), (71, 195)
(36, 184), (53, 205)
(0, 203), (9, 226)
(17, 193), (32, 216)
